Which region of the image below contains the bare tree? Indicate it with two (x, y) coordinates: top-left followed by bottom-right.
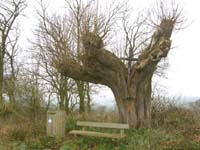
(4, 28), (21, 109)
(33, 2), (78, 112)
(64, 0), (94, 113)
(16, 64), (44, 123)
(0, 0), (26, 110)
(35, 0), (107, 113)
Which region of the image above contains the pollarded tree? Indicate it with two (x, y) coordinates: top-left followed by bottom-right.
(46, 1), (183, 128)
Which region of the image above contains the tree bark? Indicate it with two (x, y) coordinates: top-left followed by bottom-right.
(77, 81), (85, 113)
(0, 54), (3, 108)
(86, 83), (91, 112)
(58, 75), (68, 111)
(0, 37), (5, 109)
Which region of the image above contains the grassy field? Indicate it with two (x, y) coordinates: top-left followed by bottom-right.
(1, 100), (200, 150)
(1, 127), (200, 150)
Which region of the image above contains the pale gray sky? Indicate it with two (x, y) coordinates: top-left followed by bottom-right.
(19, 0), (200, 104)
(158, 0), (200, 97)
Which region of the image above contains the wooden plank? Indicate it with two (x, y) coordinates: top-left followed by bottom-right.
(76, 121), (129, 129)
(69, 130), (125, 139)
(120, 129), (124, 136)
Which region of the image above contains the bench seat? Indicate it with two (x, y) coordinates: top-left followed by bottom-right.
(69, 130), (125, 139)
(69, 121), (129, 139)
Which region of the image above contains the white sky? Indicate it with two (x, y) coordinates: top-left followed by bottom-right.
(158, 0), (200, 98)
(18, 0), (200, 104)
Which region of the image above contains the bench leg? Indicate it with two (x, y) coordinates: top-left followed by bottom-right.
(120, 130), (124, 137)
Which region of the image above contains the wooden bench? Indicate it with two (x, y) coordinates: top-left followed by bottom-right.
(69, 121), (129, 139)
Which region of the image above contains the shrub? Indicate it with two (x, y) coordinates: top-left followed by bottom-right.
(151, 96), (196, 132)
(65, 115), (77, 132)
(0, 117), (45, 142)
(124, 128), (182, 150)
(0, 124), (27, 141)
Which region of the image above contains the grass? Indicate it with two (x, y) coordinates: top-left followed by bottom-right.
(2, 128), (199, 150)
(1, 101), (200, 150)
(1, 128), (200, 150)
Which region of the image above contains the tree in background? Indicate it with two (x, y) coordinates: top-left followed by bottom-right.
(3, 28), (21, 110)
(12, 65), (45, 124)
(63, 0), (96, 113)
(0, 0), (26, 111)
(34, 0), (97, 113)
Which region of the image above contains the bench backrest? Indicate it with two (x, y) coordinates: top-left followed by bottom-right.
(77, 121), (129, 129)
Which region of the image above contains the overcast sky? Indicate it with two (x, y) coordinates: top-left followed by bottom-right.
(19, 0), (200, 104)
(155, 0), (200, 98)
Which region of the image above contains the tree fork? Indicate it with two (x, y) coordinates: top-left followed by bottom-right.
(53, 12), (180, 128)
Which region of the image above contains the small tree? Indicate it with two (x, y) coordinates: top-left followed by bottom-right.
(4, 28), (21, 109)
(0, 0), (26, 109)
(35, 0), (97, 113)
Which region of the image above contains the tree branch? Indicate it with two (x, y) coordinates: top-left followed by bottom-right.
(132, 18), (175, 73)
(55, 32), (127, 87)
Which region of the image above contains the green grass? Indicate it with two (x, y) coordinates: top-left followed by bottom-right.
(1, 105), (200, 150)
(60, 129), (200, 150)
(1, 127), (200, 150)
(0, 142), (26, 150)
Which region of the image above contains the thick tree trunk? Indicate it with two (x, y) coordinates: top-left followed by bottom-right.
(111, 73), (153, 128)
(114, 93), (138, 127)
(136, 78), (152, 127)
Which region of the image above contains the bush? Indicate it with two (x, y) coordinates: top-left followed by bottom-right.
(0, 105), (13, 118)
(0, 116), (45, 142)
(0, 124), (27, 141)
(65, 115), (77, 132)
(151, 96), (196, 132)
(124, 128), (182, 150)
